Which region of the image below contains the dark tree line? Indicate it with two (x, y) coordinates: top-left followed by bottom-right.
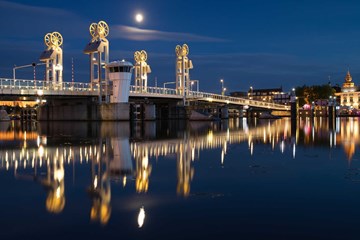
(295, 84), (336, 106)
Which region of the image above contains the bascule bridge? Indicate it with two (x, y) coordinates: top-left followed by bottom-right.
(0, 20), (290, 121)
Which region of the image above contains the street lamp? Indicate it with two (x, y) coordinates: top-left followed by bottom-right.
(163, 81), (176, 88)
(249, 86), (253, 99)
(13, 62), (46, 87)
(220, 79), (224, 95)
(190, 80), (199, 92)
(222, 87), (227, 96)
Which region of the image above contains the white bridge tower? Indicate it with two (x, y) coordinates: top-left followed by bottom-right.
(175, 44), (193, 97)
(107, 60), (133, 103)
(84, 21), (110, 103)
(39, 32), (63, 89)
(134, 50), (151, 93)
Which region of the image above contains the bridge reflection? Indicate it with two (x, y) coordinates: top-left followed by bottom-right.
(0, 117), (357, 225)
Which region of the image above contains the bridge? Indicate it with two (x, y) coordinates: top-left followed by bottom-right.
(0, 78), (290, 111)
(0, 20), (291, 121)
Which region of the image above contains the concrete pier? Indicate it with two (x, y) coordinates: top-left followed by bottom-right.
(37, 98), (98, 121)
(100, 103), (130, 120)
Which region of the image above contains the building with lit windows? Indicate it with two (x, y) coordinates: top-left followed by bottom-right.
(230, 87), (288, 104)
(335, 70), (360, 109)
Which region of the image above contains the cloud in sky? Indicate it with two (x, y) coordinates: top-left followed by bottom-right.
(0, 0), (77, 17)
(0, 0), (87, 39)
(111, 25), (227, 42)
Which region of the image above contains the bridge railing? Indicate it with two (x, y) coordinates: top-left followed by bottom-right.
(0, 78), (96, 92)
(187, 90), (290, 110)
(130, 85), (179, 96)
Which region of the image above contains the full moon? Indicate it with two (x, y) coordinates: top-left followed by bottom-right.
(135, 13), (143, 23)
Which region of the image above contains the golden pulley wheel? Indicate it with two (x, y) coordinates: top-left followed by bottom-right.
(175, 45), (182, 57)
(51, 32), (63, 47)
(176, 44), (189, 57)
(134, 51), (141, 63)
(97, 21), (109, 38)
(44, 33), (52, 47)
(140, 50), (147, 62)
(89, 23), (98, 38)
(182, 44), (189, 56)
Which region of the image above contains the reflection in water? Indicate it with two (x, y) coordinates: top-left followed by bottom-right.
(177, 139), (194, 197)
(297, 117), (360, 164)
(138, 207), (145, 228)
(89, 152), (111, 225)
(1, 117), (359, 225)
(338, 118), (358, 163)
(43, 150), (65, 214)
(134, 147), (152, 193)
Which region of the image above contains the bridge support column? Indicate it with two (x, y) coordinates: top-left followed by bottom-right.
(328, 101), (335, 130)
(130, 103), (156, 121)
(290, 89), (297, 136)
(100, 103), (130, 121)
(144, 104), (156, 120)
(328, 105), (334, 130)
(219, 106), (229, 119)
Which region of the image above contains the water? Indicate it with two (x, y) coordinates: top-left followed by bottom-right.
(0, 118), (360, 240)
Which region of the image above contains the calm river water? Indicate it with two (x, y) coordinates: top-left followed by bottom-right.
(0, 118), (360, 239)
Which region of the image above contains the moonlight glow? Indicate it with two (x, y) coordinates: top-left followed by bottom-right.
(135, 13), (144, 23)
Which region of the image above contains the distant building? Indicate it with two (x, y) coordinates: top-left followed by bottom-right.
(229, 91), (247, 98)
(335, 70), (360, 109)
(273, 92), (290, 104)
(248, 87), (283, 102)
(231, 87), (290, 104)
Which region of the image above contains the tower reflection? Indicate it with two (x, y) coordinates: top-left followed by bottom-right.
(88, 123), (133, 225)
(42, 148), (65, 214)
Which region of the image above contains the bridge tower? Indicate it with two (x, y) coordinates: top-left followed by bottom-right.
(39, 32), (63, 89)
(84, 21), (110, 103)
(175, 44), (193, 98)
(134, 50), (151, 93)
(107, 60), (133, 103)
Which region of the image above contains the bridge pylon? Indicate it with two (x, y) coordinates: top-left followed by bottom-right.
(39, 32), (63, 90)
(84, 21), (110, 103)
(134, 50), (151, 93)
(175, 44), (193, 100)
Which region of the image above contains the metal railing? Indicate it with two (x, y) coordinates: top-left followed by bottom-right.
(0, 78), (95, 92)
(130, 85), (178, 96)
(186, 90), (290, 111)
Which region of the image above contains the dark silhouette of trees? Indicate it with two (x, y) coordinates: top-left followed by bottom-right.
(296, 84), (336, 106)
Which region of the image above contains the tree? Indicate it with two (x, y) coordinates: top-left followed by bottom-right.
(295, 84), (335, 106)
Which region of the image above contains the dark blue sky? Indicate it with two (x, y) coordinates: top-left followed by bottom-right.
(1, 0), (360, 93)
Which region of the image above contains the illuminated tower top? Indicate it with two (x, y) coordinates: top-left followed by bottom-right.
(342, 70), (356, 92)
(39, 31), (63, 88)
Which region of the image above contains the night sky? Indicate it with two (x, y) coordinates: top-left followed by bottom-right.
(1, 0), (360, 93)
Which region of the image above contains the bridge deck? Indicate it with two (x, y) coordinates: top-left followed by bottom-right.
(0, 78), (289, 111)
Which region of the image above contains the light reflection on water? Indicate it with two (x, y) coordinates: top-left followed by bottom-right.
(0, 118), (360, 239)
